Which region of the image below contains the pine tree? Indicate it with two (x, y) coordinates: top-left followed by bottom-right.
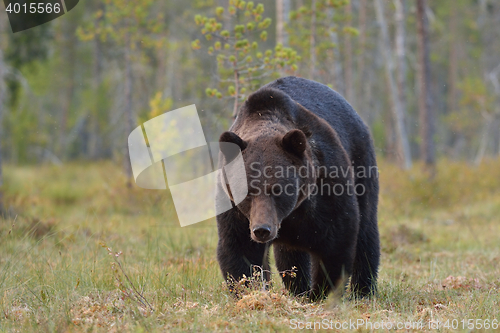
(193, 0), (300, 118)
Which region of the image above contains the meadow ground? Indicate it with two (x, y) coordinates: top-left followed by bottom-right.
(0, 159), (499, 332)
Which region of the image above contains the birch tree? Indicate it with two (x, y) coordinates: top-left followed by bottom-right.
(276, 0), (290, 46)
(343, 0), (353, 103)
(374, 0), (412, 169)
(394, 0), (407, 131)
(0, 48), (5, 214)
(416, 0), (435, 167)
(309, 0), (317, 80)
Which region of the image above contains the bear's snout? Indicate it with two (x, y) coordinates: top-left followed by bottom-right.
(249, 197), (279, 243)
(252, 225), (273, 243)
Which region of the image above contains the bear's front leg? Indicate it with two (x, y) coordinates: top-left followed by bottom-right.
(309, 253), (354, 301)
(273, 243), (311, 296)
(216, 209), (270, 295)
(308, 223), (358, 301)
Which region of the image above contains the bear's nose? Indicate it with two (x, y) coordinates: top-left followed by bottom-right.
(252, 226), (272, 242)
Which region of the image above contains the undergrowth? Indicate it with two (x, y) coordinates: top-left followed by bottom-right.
(0, 159), (499, 332)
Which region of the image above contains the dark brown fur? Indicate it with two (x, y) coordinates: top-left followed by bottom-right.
(216, 77), (380, 300)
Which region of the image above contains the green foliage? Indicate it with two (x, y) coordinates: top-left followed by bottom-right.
(288, 0), (356, 78)
(145, 91), (173, 121)
(445, 77), (494, 137)
(76, 0), (166, 52)
(193, 1), (300, 116)
(3, 101), (43, 163)
(4, 24), (52, 108)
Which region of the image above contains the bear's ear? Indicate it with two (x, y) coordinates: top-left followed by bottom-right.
(282, 129), (307, 157)
(219, 131), (247, 162)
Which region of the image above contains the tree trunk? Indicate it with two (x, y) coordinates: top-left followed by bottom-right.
(497, 117), (500, 157)
(395, 0), (407, 116)
(328, 8), (344, 95)
(59, 19), (77, 159)
(416, 0), (436, 167)
(487, 64), (500, 156)
(89, 13), (104, 160)
(309, 0), (317, 80)
(344, 0), (354, 104)
(219, 0), (232, 32)
(364, 68), (373, 125)
(374, 0), (412, 169)
(447, 3), (458, 114)
(394, 0), (411, 167)
(384, 107), (396, 161)
(164, 41), (176, 99)
(276, 0), (290, 46)
(496, 119), (500, 157)
(475, 112), (492, 165)
(356, 0), (367, 116)
(124, 41), (135, 187)
(357, 0), (367, 79)
(232, 69), (240, 119)
(478, 0), (487, 27)
(0, 48), (5, 214)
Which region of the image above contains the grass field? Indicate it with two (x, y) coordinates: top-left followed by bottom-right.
(1, 159), (499, 332)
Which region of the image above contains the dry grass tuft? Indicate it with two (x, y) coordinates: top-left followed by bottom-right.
(441, 275), (483, 290)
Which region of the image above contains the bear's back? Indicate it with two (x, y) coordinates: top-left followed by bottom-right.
(263, 76), (370, 158)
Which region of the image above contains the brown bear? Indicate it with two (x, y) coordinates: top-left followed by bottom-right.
(216, 76), (380, 300)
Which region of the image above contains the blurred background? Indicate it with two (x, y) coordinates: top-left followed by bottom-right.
(0, 0), (499, 178)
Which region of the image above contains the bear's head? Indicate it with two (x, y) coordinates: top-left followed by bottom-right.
(219, 90), (317, 243)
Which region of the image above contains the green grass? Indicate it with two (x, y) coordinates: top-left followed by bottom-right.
(1, 159), (499, 332)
